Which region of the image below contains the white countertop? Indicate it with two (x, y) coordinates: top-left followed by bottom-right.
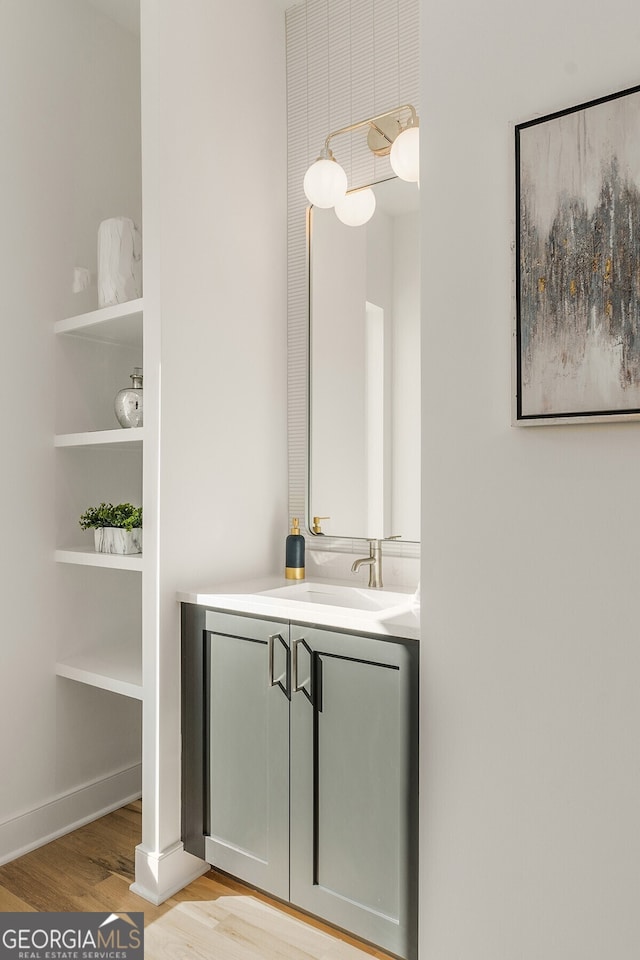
(177, 575), (420, 642)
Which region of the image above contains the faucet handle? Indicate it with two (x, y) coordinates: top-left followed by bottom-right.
(385, 534), (402, 540)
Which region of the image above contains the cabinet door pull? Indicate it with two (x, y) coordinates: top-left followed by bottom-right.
(268, 633), (289, 697)
(293, 637), (313, 703)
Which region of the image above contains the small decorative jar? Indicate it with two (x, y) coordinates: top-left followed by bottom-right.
(115, 368), (143, 428)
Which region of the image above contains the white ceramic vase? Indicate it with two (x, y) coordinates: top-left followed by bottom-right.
(97, 216), (142, 307)
(94, 527), (142, 555)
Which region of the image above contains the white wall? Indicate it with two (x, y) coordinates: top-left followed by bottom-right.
(137, 0), (287, 888)
(0, 0), (142, 863)
(420, 2), (640, 957)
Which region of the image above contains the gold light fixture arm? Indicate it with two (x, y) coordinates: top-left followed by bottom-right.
(304, 102), (419, 214)
(322, 104), (418, 158)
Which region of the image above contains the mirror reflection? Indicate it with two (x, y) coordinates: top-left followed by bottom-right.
(309, 177), (420, 542)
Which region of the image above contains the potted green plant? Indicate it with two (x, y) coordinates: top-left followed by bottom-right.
(79, 502), (142, 555)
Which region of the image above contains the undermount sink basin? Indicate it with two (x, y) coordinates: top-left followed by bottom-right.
(260, 581), (412, 613)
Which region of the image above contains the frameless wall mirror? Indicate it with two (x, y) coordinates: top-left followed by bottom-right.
(309, 177), (420, 542)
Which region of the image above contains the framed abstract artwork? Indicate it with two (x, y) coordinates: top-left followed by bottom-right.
(515, 84), (640, 423)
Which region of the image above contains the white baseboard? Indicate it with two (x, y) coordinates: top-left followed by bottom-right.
(0, 763), (142, 866)
(130, 840), (208, 905)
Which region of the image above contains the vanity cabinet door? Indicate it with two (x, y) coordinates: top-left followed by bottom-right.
(289, 626), (418, 960)
(204, 610), (291, 901)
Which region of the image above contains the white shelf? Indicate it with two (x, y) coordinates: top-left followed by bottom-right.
(56, 642), (143, 700)
(55, 428), (144, 449)
(55, 547), (144, 571)
(54, 298), (143, 346)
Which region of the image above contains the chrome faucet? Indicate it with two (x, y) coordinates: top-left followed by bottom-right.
(351, 536), (400, 589)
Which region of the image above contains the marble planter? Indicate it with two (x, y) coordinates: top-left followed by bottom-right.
(94, 527), (142, 555)
(97, 216), (142, 307)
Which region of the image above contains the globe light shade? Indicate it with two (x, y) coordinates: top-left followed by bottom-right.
(390, 126), (420, 183)
(334, 188), (376, 227)
(303, 157), (348, 208)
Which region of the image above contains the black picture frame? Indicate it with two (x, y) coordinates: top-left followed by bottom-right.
(515, 83), (640, 423)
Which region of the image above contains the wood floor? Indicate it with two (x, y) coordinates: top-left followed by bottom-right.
(0, 801), (394, 960)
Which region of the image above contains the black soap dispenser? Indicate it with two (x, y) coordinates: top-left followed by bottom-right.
(285, 518), (305, 580)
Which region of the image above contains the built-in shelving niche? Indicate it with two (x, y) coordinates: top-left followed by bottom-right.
(55, 563), (142, 700)
(55, 300), (144, 700)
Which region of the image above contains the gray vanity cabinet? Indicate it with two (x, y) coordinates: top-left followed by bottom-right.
(181, 604), (418, 960)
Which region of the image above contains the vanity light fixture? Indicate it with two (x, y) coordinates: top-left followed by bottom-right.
(390, 124), (420, 183)
(303, 151), (348, 208)
(303, 104), (419, 225)
(335, 186), (377, 226)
